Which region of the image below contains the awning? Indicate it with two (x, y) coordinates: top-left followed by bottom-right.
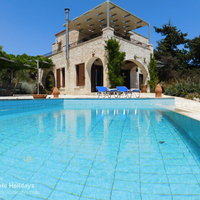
(68, 1), (148, 36)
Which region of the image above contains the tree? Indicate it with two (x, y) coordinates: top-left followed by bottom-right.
(105, 38), (126, 87)
(154, 23), (188, 81)
(0, 46), (53, 94)
(187, 36), (200, 67)
(148, 54), (158, 92)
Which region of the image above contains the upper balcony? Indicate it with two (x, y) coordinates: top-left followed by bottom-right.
(45, 1), (152, 57)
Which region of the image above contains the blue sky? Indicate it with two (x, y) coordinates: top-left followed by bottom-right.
(0, 0), (199, 56)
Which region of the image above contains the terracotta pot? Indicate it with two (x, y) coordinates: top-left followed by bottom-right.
(52, 87), (60, 98)
(155, 84), (162, 98)
(32, 94), (47, 99)
(141, 85), (147, 93)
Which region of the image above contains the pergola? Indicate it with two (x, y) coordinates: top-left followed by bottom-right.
(69, 1), (150, 39)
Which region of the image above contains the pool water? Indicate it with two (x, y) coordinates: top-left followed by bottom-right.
(0, 100), (200, 200)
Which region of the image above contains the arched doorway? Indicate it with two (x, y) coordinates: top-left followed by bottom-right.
(91, 58), (103, 92)
(121, 61), (137, 89)
(121, 60), (148, 89)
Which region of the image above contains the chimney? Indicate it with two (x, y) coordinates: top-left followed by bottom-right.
(64, 8), (70, 59)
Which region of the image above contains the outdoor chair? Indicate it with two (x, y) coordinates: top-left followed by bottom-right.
(116, 86), (131, 98)
(96, 86), (118, 98)
(130, 88), (141, 98)
(116, 86), (141, 98)
(96, 86), (109, 98)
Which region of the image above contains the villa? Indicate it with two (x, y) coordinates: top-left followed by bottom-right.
(47, 1), (153, 94)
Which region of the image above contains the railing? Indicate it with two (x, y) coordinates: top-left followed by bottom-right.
(114, 33), (151, 49)
(43, 49), (63, 57)
(44, 32), (151, 57)
(69, 33), (102, 48)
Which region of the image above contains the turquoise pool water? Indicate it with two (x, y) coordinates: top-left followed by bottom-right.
(0, 99), (200, 200)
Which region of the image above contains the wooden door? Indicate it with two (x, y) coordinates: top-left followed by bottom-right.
(56, 69), (61, 88)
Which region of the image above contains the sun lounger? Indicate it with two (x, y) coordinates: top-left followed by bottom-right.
(96, 86), (108, 98)
(116, 86), (140, 98)
(96, 86), (118, 98)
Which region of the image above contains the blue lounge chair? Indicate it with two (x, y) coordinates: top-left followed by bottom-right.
(130, 88), (141, 98)
(96, 86), (118, 98)
(96, 86), (108, 98)
(116, 86), (140, 98)
(116, 86), (131, 98)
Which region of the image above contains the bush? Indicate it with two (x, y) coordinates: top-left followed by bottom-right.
(164, 78), (200, 98)
(105, 38), (126, 87)
(148, 54), (158, 92)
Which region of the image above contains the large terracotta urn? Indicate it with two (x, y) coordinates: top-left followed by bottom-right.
(141, 85), (147, 93)
(52, 87), (60, 98)
(155, 84), (162, 98)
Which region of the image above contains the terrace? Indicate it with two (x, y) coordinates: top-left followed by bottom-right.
(45, 1), (151, 57)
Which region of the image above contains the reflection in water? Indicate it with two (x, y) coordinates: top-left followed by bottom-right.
(38, 108), (153, 151)
(1, 105), (200, 200)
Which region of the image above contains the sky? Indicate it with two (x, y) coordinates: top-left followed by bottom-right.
(0, 0), (200, 56)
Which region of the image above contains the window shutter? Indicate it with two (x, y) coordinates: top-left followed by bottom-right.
(56, 69), (61, 88)
(79, 64), (85, 86)
(76, 63), (85, 86)
(62, 68), (65, 87)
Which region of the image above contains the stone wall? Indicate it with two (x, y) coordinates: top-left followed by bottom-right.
(50, 27), (153, 94)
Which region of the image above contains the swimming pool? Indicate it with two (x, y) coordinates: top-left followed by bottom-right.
(0, 99), (200, 200)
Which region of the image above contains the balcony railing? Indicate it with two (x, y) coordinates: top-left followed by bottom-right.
(43, 49), (63, 57)
(44, 32), (151, 57)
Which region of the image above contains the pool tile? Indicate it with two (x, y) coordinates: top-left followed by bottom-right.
(116, 163), (140, 173)
(55, 180), (84, 196)
(38, 166), (63, 177)
(141, 183), (171, 195)
(115, 171), (139, 182)
(140, 173), (168, 184)
(168, 174), (198, 184)
(14, 194), (43, 200)
(81, 186), (110, 200)
(163, 158), (189, 166)
(140, 158), (164, 166)
(79, 198), (97, 200)
(90, 169), (114, 179)
(165, 165), (192, 174)
(0, 188), (17, 200)
(67, 163), (91, 175)
(30, 173), (58, 188)
(7, 168), (33, 182)
(113, 180), (140, 193)
(24, 183), (52, 199)
(140, 165), (165, 174)
(86, 176), (113, 189)
(162, 153), (185, 160)
(142, 194), (172, 200)
(170, 183), (200, 195)
(111, 190), (141, 200)
(172, 195), (200, 200)
(48, 190), (79, 200)
(60, 171), (87, 185)
(191, 165), (200, 174)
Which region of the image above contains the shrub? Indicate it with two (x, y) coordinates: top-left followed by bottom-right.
(105, 38), (126, 87)
(148, 54), (159, 92)
(164, 78), (200, 98)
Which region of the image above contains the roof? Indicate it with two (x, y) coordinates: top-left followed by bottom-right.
(66, 1), (148, 37)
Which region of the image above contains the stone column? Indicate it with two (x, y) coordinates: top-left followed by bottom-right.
(102, 27), (114, 88)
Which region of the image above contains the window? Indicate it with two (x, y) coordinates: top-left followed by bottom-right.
(57, 42), (62, 51)
(62, 68), (65, 87)
(76, 63), (85, 86)
(56, 69), (61, 88)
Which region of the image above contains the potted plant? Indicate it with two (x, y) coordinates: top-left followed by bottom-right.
(140, 84), (147, 93)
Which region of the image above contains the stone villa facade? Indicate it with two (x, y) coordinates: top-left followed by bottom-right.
(48, 1), (153, 94)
